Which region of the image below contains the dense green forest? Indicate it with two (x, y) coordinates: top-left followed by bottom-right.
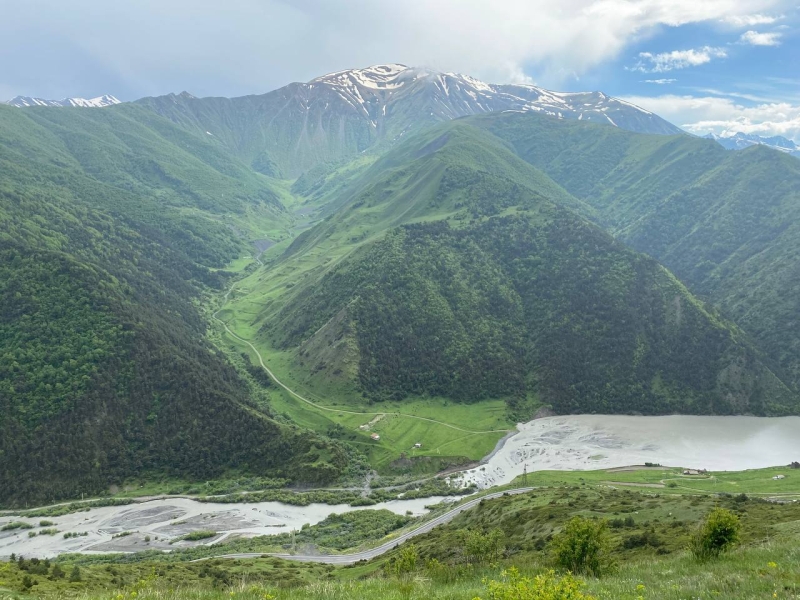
(261, 125), (796, 415)
(272, 215), (793, 415)
(473, 112), (800, 390)
(0, 105), (348, 506)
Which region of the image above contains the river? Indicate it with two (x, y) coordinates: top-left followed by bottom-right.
(454, 415), (800, 488)
(3, 415), (799, 558)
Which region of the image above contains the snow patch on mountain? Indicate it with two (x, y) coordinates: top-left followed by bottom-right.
(303, 64), (681, 135)
(5, 95), (121, 108)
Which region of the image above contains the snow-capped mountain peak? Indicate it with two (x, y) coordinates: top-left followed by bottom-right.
(5, 94), (121, 108)
(301, 64), (681, 135)
(706, 132), (800, 157)
(311, 63), (410, 89)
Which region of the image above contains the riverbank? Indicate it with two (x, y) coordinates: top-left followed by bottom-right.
(452, 414), (800, 488)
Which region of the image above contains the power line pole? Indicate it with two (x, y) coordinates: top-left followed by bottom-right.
(522, 463), (528, 486)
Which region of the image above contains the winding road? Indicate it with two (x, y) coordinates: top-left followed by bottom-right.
(211, 273), (511, 435)
(195, 487), (536, 564)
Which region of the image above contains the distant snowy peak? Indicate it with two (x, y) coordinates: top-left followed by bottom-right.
(304, 64), (681, 136)
(5, 94), (121, 108)
(311, 63), (410, 89)
(706, 132), (800, 157)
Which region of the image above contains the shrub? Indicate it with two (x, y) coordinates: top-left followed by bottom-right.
(51, 564), (65, 579)
(690, 508), (741, 560)
(181, 530), (217, 541)
(462, 528), (506, 564)
(69, 565), (82, 583)
(2, 521), (34, 531)
(477, 567), (595, 600)
(551, 517), (615, 577)
(390, 544), (418, 577)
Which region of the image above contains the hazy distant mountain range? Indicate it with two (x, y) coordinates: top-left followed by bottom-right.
(706, 131), (800, 158)
(5, 94), (121, 108)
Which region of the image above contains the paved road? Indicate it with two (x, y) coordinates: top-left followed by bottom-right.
(196, 487), (536, 564)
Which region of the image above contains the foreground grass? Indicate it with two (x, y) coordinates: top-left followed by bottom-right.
(2, 538), (796, 599)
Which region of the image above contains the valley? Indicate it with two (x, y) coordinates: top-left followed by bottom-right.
(2, 414), (798, 562)
(3, 59), (800, 600)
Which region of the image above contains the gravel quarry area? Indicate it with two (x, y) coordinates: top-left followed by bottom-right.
(453, 415), (800, 489)
(0, 496), (444, 559)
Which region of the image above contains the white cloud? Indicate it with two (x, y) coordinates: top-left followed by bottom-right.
(644, 78), (678, 84)
(632, 47), (728, 73)
(739, 30), (783, 45)
(0, 0), (792, 98)
(722, 13), (781, 26)
(620, 94), (800, 141)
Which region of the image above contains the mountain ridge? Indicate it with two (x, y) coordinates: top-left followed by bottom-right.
(6, 94), (121, 108)
(706, 131), (800, 157)
(134, 64), (682, 178)
(244, 117), (797, 417)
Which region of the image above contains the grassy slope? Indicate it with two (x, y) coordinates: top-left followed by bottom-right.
(477, 112), (800, 390)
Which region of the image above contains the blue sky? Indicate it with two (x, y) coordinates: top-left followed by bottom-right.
(1, 0), (798, 140)
(576, 10), (800, 140)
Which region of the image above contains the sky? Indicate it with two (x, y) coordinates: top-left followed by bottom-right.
(1, 0), (799, 140)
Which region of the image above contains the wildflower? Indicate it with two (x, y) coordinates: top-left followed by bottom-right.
(768, 562), (778, 569)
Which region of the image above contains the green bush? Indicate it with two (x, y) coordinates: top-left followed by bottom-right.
(390, 544), (419, 577)
(551, 517), (615, 577)
(181, 530), (217, 541)
(478, 567), (595, 600)
(69, 565), (82, 583)
(461, 528), (506, 564)
(2, 521), (34, 531)
(690, 508), (741, 560)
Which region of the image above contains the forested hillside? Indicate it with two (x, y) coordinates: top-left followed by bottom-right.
(473, 113), (800, 389)
(0, 105), (348, 506)
(257, 122), (797, 416)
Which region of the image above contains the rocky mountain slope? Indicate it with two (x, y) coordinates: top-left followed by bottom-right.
(135, 64), (681, 178)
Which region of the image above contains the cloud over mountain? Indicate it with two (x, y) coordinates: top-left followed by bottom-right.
(621, 93), (800, 140)
(1, 0), (791, 99)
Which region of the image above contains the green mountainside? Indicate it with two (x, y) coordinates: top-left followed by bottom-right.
(472, 113), (800, 389)
(0, 105), (348, 506)
(248, 122), (796, 416)
(2, 89), (800, 505)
